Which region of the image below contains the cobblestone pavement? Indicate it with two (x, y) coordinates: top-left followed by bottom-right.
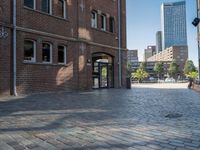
(0, 83), (200, 150)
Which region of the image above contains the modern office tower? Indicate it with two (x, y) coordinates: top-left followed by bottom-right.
(156, 31), (162, 53)
(127, 50), (138, 63)
(161, 1), (187, 50)
(144, 46), (156, 61)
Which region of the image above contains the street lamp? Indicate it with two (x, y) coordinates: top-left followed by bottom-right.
(192, 18), (200, 27)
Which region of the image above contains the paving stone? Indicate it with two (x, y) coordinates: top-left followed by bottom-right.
(0, 83), (200, 149)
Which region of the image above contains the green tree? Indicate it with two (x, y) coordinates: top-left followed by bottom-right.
(153, 62), (163, 79)
(186, 71), (199, 80)
(184, 60), (196, 75)
(139, 62), (147, 71)
(168, 60), (179, 79)
(131, 69), (149, 83)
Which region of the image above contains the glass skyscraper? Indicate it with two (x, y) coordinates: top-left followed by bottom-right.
(161, 1), (187, 50)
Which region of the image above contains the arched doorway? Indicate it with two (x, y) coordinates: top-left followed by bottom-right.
(92, 53), (114, 89)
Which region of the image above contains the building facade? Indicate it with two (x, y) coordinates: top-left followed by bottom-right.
(156, 31), (162, 53)
(127, 49), (138, 63)
(144, 45), (156, 61)
(147, 45), (188, 75)
(161, 1), (187, 50)
(0, 0), (127, 95)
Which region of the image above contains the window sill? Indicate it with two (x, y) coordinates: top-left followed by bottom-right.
(91, 27), (115, 35)
(24, 60), (36, 63)
(23, 7), (69, 22)
(23, 61), (68, 67)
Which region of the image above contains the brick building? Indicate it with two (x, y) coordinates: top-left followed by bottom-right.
(0, 0), (127, 95)
(147, 45), (188, 76)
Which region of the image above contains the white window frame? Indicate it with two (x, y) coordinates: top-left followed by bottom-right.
(91, 11), (97, 28)
(61, 0), (67, 19)
(24, 40), (36, 62)
(24, 0), (36, 9)
(101, 14), (106, 31)
(42, 42), (52, 63)
(58, 45), (67, 64)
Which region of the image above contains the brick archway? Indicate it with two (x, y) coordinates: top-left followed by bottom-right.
(92, 53), (114, 88)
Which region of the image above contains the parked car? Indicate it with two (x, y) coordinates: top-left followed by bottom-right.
(165, 77), (175, 83)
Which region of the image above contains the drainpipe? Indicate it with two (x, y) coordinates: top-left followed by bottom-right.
(118, 0), (122, 87)
(12, 0), (17, 96)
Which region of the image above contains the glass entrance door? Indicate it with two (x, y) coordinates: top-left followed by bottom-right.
(100, 63), (108, 88)
(92, 53), (114, 89)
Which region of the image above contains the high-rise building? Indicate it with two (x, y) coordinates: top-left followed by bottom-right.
(156, 31), (162, 53)
(161, 1), (187, 50)
(144, 46), (156, 61)
(127, 50), (138, 63)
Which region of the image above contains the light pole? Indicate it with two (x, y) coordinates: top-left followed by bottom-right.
(192, 0), (200, 82)
(197, 0), (200, 82)
(118, 0), (122, 87)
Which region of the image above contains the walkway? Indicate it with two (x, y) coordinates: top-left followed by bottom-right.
(0, 83), (200, 150)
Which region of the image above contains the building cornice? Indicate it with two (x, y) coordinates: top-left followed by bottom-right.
(15, 26), (127, 51)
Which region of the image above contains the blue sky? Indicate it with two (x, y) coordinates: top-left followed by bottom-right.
(126, 0), (198, 66)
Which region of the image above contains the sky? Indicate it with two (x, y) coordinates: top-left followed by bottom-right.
(126, 0), (198, 66)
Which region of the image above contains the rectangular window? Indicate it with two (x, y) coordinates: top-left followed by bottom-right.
(101, 14), (106, 31)
(41, 0), (52, 14)
(109, 17), (114, 33)
(91, 11), (97, 28)
(24, 0), (35, 9)
(58, 45), (66, 64)
(42, 43), (52, 63)
(24, 40), (36, 62)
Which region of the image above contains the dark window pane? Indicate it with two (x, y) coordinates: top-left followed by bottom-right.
(41, 0), (50, 13)
(24, 0), (34, 8)
(109, 17), (114, 33)
(58, 46), (65, 63)
(24, 40), (34, 61)
(101, 15), (104, 29)
(42, 43), (51, 62)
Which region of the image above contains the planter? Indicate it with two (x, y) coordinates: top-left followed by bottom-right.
(126, 77), (131, 89)
(192, 83), (200, 92)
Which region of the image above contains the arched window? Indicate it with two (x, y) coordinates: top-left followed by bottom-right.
(91, 11), (97, 28)
(57, 0), (67, 18)
(24, 40), (36, 62)
(101, 14), (106, 31)
(42, 43), (52, 63)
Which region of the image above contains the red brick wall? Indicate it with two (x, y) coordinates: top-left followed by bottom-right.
(0, 28), (11, 95)
(0, 0), (127, 95)
(0, 0), (11, 95)
(16, 32), (78, 94)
